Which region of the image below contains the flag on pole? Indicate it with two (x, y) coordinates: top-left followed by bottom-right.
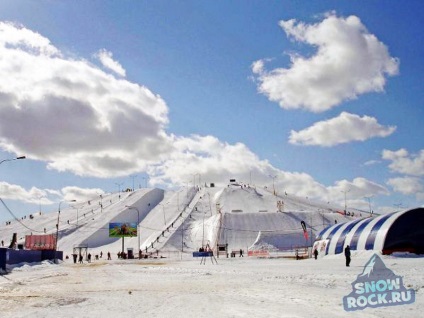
(301, 221), (309, 240)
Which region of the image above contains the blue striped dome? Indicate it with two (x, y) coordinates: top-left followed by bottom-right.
(314, 207), (424, 255)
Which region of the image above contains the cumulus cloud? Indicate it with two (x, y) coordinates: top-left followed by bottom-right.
(95, 49), (126, 77)
(0, 21), (395, 212)
(0, 21), (171, 178)
(61, 186), (105, 203)
(145, 134), (390, 207)
(0, 181), (106, 207)
(146, 134), (329, 197)
(387, 177), (423, 196)
(0, 181), (55, 205)
(327, 177), (389, 207)
(382, 149), (424, 176)
(289, 112), (396, 146)
(252, 13), (399, 112)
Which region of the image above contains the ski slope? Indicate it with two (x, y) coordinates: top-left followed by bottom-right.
(0, 182), (360, 257)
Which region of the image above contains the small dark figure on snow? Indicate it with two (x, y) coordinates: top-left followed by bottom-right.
(107, 252), (111, 260)
(79, 254), (83, 264)
(88, 253), (92, 263)
(239, 249), (243, 257)
(314, 249), (318, 260)
(73, 254), (77, 264)
(344, 245), (351, 267)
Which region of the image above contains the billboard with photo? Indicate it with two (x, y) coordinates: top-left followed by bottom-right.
(109, 223), (137, 237)
(25, 234), (56, 250)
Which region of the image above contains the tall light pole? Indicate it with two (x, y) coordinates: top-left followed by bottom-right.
(159, 202), (169, 227)
(196, 173), (201, 187)
(269, 174), (277, 195)
(55, 199), (76, 263)
(126, 205), (140, 255)
(142, 176), (149, 188)
(97, 192), (103, 213)
(37, 195), (45, 214)
(115, 182), (123, 193)
(364, 196), (373, 215)
(130, 175), (137, 191)
(71, 204), (85, 227)
(341, 189), (350, 214)
(192, 174), (197, 189)
(0, 155), (26, 165)
(115, 182), (124, 200)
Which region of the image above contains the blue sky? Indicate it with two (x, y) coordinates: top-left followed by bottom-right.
(0, 1), (423, 222)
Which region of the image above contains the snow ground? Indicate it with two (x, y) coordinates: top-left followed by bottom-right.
(0, 252), (422, 318)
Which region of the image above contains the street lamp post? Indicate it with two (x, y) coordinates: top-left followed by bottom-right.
(37, 195), (44, 214)
(115, 182), (124, 200)
(115, 182), (123, 193)
(126, 205), (140, 257)
(196, 173), (201, 188)
(130, 175), (137, 191)
(159, 202), (169, 227)
(341, 189), (351, 214)
(142, 176), (149, 188)
(0, 155), (26, 165)
(55, 199), (76, 263)
(192, 174), (196, 189)
(269, 174), (277, 195)
(71, 204), (85, 227)
(364, 196), (373, 215)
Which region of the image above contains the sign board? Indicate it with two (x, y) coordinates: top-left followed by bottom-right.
(25, 234), (56, 250)
(109, 223), (137, 237)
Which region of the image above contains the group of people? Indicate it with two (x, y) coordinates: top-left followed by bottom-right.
(311, 245), (351, 267)
(71, 251), (112, 264)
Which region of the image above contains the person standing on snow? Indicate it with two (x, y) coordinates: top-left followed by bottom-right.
(313, 249), (318, 260)
(344, 245), (351, 267)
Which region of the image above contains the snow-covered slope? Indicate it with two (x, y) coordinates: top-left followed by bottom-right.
(0, 183), (359, 257)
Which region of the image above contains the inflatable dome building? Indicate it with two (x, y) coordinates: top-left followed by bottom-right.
(314, 207), (424, 255)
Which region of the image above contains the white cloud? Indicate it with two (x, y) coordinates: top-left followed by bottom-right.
(0, 181), (54, 205)
(0, 22), (396, 212)
(289, 112), (396, 146)
(382, 149), (424, 176)
(387, 177), (423, 196)
(146, 134), (390, 206)
(0, 21), (171, 178)
(252, 13), (399, 112)
(0, 182), (107, 207)
(147, 134), (330, 198)
(0, 21), (60, 56)
(363, 160), (381, 166)
(327, 177), (389, 207)
(61, 186), (105, 203)
(95, 49), (126, 77)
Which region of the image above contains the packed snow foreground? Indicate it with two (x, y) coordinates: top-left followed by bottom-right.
(0, 183), (422, 316)
(0, 252), (422, 317)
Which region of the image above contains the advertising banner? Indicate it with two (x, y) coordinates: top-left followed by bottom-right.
(248, 250), (270, 257)
(301, 220), (309, 240)
(24, 234), (56, 251)
(109, 223), (137, 237)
